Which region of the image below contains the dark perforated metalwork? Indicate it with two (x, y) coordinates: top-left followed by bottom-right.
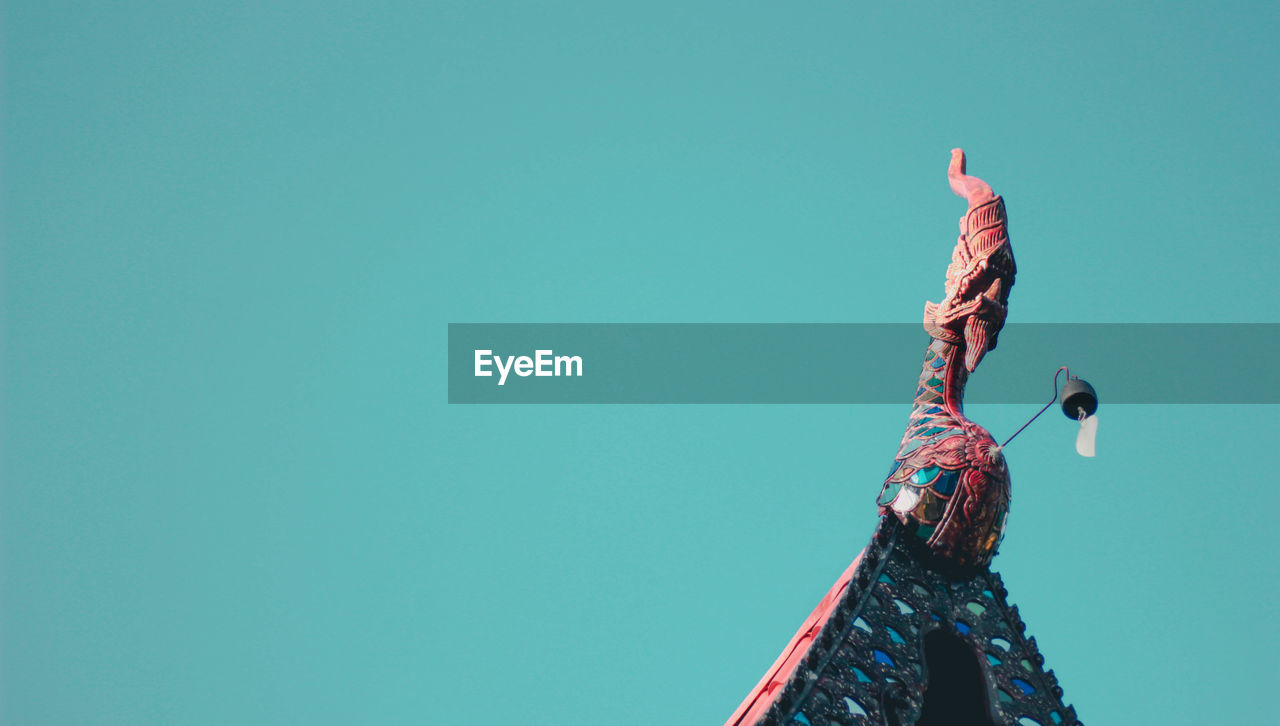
(757, 517), (1080, 726)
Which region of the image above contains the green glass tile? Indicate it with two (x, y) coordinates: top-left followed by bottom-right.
(885, 459), (902, 479)
(966, 601), (987, 615)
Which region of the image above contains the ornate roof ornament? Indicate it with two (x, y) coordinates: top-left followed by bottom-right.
(727, 151), (1084, 726)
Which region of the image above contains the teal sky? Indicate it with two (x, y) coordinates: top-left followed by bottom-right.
(4, 2), (1278, 724)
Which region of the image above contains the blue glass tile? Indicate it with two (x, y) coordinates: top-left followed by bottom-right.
(793, 713), (811, 725)
(854, 617), (872, 634)
(874, 650), (895, 667)
(886, 459), (902, 479)
(887, 627), (907, 644)
(930, 356), (946, 369)
(1050, 712), (1063, 724)
(986, 653), (1002, 666)
(852, 667), (872, 683)
(982, 589), (995, 599)
(933, 470), (960, 496)
(955, 621), (970, 634)
(911, 466), (941, 485)
(878, 573), (895, 584)
(924, 405), (944, 414)
(1012, 678), (1036, 695)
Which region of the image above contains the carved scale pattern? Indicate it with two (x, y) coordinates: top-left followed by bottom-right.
(757, 517), (1080, 726)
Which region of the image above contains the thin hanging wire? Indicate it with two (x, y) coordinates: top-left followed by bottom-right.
(1000, 366), (1069, 448)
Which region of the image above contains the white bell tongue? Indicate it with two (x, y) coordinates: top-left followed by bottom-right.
(999, 367), (1101, 457)
(1075, 410), (1098, 458)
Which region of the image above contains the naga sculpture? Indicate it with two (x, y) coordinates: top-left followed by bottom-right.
(877, 149), (1015, 569)
(726, 151), (1080, 726)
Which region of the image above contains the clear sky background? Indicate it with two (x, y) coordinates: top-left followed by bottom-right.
(4, 2), (1278, 724)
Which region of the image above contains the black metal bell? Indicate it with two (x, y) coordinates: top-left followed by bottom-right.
(1060, 377), (1098, 419)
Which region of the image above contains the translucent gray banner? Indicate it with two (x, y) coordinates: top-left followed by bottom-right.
(448, 324), (1278, 404)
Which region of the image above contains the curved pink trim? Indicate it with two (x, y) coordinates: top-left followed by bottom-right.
(724, 551), (864, 726)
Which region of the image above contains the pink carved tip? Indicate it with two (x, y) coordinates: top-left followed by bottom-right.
(947, 148), (994, 205)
